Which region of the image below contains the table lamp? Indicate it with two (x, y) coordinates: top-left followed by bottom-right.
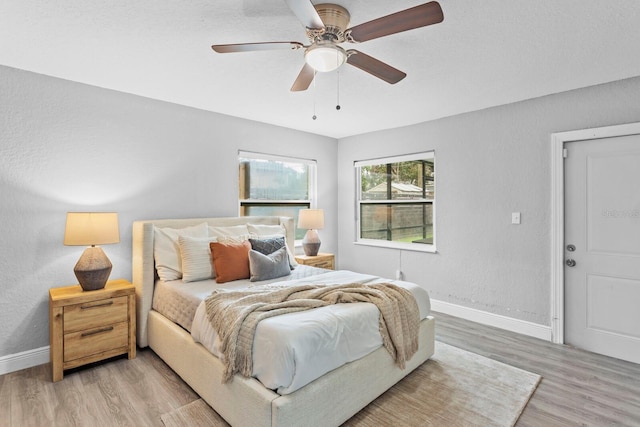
(298, 209), (324, 256)
(64, 212), (120, 291)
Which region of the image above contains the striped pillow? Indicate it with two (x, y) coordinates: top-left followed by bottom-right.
(178, 235), (218, 282)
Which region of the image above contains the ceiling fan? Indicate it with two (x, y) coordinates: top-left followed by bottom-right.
(211, 1), (444, 92)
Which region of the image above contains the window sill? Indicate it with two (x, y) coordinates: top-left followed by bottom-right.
(354, 239), (437, 253)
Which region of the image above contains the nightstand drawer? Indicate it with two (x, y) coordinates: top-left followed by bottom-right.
(295, 253), (335, 270)
(311, 260), (334, 269)
(64, 321), (129, 362)
(64, 296), (128, 333)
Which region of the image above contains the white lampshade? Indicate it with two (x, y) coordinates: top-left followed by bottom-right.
(64, 212), (119, 291)
(305, 44), (347, 72)
(64, 212), (120, 246)
(298, 209), (325, 230)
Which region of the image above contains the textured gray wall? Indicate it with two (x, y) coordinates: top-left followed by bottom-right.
(2, 62), (639, 359)
(0, 65), (338, 357)
(337, 76), (640, 326)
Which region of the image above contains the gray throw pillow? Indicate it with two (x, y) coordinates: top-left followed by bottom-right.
(249, 236), (296, 270)
(249, 236), (285, 255)
(248, 247), (291, 282)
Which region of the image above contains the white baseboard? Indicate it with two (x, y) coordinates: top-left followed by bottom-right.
(0, 346), (50, 375)
(430, 299), (552, 341)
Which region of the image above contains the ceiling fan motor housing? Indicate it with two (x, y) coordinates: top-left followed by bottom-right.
(308, 3), (351, 43)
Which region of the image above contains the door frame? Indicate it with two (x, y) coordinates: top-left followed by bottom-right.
(550, 122), (640, 344)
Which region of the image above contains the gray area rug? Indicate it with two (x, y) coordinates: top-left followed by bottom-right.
(161, 341), (541, 427)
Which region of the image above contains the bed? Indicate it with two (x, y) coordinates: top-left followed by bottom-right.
(132, 216), (435, 427)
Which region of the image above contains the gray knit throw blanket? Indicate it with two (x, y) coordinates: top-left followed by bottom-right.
(204, 283), (420, 383)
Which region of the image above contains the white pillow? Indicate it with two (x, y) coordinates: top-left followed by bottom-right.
(153, 223), (208, 281)
(247, 223), (286, 236)
(208, 225), (251, 242)
(178, 235), (218, 282)
(247, 223), (298, 268)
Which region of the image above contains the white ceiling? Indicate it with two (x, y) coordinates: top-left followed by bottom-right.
(2, 0), (639, 138)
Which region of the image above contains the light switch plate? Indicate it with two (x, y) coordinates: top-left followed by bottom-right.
(512, 212), (521, 224)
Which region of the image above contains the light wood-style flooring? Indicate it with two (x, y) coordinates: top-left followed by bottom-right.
(435, 312), (640, 426)
(1, 312), (639, 426)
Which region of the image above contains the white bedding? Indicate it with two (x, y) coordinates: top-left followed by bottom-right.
(190, 269), (431, 395)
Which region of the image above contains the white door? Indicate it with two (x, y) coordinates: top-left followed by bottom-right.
(564, 133), (640, 364)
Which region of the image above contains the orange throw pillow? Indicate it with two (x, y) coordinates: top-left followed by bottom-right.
(210, 241), (251, 283)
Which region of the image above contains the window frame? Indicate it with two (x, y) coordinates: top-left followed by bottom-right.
(355, 151), (436, 253)
(238, 150), (317, 244)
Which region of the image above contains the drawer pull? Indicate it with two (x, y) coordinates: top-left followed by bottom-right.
(81, 326), (114, 337)
(80, 301), (114, 310)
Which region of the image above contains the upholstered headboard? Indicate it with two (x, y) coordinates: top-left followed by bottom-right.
(132, 216), (295, 347)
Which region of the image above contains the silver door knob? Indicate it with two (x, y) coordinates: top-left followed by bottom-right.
(566, 259), (576, 267)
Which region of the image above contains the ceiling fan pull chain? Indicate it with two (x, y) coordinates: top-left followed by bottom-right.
(336, 68), (341, 111)
(312, 70), (317, 120)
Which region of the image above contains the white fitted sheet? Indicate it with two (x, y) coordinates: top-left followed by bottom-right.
(190, 270), (431, 395)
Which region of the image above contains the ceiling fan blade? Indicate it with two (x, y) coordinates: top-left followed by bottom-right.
(346, 50), (406, 84)
(346, 2), (443, 43)
(290, 63), (315, 92)
(212, 42), (304, 53)
(284, 0), (325, 29)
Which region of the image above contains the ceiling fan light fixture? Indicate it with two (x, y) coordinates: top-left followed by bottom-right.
(305, 43), (347, 72)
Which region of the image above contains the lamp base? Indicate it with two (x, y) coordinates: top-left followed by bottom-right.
(74, 246), (112, 291)
(302, 229), (321, 256)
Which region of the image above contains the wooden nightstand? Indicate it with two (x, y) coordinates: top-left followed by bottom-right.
(295, 253), (335, 270)
(49, 278), (136, 382)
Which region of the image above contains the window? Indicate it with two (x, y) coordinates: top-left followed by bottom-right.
(239, 151), (317, 240)
(355, 152), (435, 251)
